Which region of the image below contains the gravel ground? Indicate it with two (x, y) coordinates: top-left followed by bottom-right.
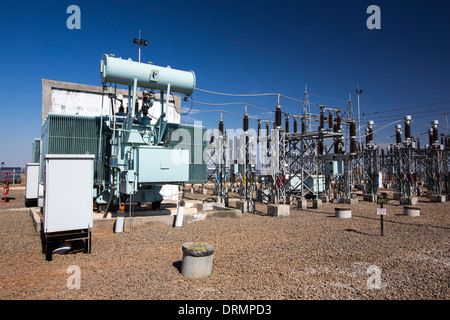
(0, 187), (449, 300)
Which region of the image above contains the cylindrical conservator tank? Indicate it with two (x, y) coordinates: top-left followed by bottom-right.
(100, 54), (196, 96)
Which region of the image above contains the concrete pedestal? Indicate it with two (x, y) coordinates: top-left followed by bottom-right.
(429, 195), (447, 203)
(363, 194), (377, 202)
(236, 200), (249, 213)
(312, 199), (322, 209)
(297, 198), (308, 210)
(267, 204), (290, 217)
(341, 198), (358, 204)
(181, 242), (214, 278)
(400, 197), (418, 205)
(404, 206), (420, 217)
(335, 207), (352, 219)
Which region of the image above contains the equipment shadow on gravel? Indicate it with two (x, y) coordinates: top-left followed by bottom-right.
(173, 260), (182, 273)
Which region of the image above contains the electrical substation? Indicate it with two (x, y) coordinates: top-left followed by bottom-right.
(20, 50), (449, 262)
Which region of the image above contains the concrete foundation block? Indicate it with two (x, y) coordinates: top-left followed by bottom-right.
(429, 195), (447, 203)
(297, 198), (308, 210)
(181, 242), (214, 278)
(363, 194), (377, 202)
(236, 200), (249, 213)
(335, 207), (352, 219)
(404, 206), (420, 217)
(342, 198), (358, 204)
(312, 199), (322, 209)
(400, 197), (418, 205)
(267, 204), (290, 217)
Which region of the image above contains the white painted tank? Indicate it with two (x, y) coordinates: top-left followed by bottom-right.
(100, 54), (196, 96)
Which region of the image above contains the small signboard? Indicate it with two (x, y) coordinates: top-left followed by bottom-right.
(377, 193), (388, 204)
(377, 208), (386, 215)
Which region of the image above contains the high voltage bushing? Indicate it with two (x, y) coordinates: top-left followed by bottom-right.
(328, 112), (333, 129)
(367, 121), (374, 143)
(431, 120), (439, 144)
(219, 119), (224, 137)
(285, 113), (289, 133)
(319, 111), (325, 130)
(257, 119), (261, 142)
(428, 128), (434, 146)
(350, 120), (357, 154)
(318, 141), (324, 155)
(275, 104), (282, 128)
(243, 112), (249, 132)
(404, 115), (411, 140)
(336, 115), (342, 132)
(395, 125), (402, 144)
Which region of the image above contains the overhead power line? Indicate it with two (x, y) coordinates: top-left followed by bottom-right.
(364, 100), (450, 116)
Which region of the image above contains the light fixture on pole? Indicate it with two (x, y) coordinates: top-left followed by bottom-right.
(133, 30), (148, 63)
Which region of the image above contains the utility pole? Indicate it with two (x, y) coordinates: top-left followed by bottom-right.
(356, 87), (364, 146)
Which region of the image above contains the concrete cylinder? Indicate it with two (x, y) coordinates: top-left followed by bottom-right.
(175, 200), (185, 227)
(335, 207), (352, 219)
(181, 242), (214, 278)
(115, 210), (125, 233)
(404, 206), (420, 217)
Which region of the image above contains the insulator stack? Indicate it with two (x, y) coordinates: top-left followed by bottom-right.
(318, 141), (324, 155)
(301, 117), (306, 133)
(257, 119), (261, 142)
(328, 112), (333, 129)
(404, 115), (411, 139)
(350, 120), (357, 154)
(428, 129), (433, 145)
(275, 105), (282, 128)
(285, 113), (289, 133)
(336, 115), (341, 132)
(319, 112), (325, 130)
(396, 125), (402, 144)
(367, 121), (374, 143)
(293, 117), (298, 133)
(431, 120), (439, 144)
(266, 122), (270, 150)
(243, 113), (249, 132)
(219, 119), (224, 136)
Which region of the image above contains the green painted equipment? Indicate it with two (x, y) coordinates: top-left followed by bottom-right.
(38, 54), (206, 211)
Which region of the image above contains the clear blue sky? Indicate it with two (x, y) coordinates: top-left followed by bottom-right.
(1, 0), (449, 167)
